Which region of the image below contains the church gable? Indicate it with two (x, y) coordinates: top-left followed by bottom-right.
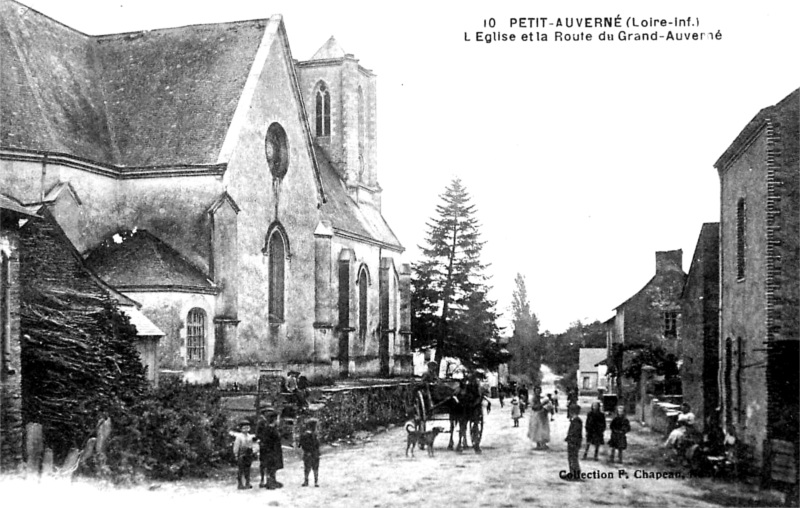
(223, 17), (325, 225)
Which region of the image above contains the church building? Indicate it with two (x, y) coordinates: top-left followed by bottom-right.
(1, 1), (412, 384)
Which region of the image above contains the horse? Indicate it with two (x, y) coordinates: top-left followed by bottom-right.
(445, 379), (491, 453)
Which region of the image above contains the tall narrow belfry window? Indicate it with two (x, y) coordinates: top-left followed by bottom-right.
(186, 308), (206, 362)
(315, 83), (330, 137)
(1, 252), (10, 377)
(268, 232), (286, 323)
(736, 198), (746, 280)
(358, 268), (368, 339)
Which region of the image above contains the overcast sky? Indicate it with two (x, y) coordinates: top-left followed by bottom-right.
(20, 0), (800, 334)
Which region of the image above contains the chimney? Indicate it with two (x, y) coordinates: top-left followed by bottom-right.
(655, 249), (682, 274)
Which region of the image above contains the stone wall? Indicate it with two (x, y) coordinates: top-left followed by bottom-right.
(220, 382), (416, 445)
(311, 383), (415, 443)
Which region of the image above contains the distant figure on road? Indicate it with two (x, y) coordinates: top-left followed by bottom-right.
(583, 402), (606, 460)
(565, 404), (583, 480)
(528, 386), (551, 449)
(609, 406), (631, 464)
(547, 394), (556, 421)
(518, 384), (529, 414)
(553, 389), (560, 414)
(510, 398), (521, 427)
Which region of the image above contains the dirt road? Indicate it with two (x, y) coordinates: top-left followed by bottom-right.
(8, 395), (774, 508)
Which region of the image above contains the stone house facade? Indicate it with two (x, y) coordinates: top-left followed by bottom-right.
(607, 250), (686, 412)
(679, 222), (719, 433)
(1, 1), (411, 384)
(714, 88), (799, 479)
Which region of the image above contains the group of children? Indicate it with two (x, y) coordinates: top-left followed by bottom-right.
(507, 388), (632, 480)
(232, 412), (321, 490)
(564, 403), (631, 480)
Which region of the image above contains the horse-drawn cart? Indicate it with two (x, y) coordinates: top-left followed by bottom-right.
(411, 377), (490, 453)
(254, 369), (305, 447)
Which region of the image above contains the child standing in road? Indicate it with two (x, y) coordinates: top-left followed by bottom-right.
(510, 398), (521, 427)
(547, 394), (556, 421)
(565, 404), (583, 481)
(232, 420), (256, 489)
(609, 406), (631, 464)
(299, 419), (321, 487)
(584, 402), (606, 460)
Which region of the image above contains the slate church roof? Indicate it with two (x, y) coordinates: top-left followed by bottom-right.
(1, 0), (265, 166)
(84, 229), (216, 293)
(2, 1), (404, 254)
(314, 144), (403, 250)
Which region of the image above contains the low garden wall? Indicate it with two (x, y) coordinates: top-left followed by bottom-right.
(220, 381), (418, 444)
(312, 383), (415, 443)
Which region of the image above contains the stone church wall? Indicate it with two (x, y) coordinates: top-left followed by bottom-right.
(223, 35), (322, 369)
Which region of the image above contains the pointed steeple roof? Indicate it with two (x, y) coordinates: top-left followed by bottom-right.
(310, 36), (346, 60)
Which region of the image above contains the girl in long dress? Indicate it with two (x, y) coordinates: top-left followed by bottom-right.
(528, 386), (552, 449)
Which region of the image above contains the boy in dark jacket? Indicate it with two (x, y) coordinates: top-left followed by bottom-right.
(256, 412), (284, 489)
(565, 404), (583, 480)
(299, 419), (321, 487)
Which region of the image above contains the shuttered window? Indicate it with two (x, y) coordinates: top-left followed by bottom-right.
(737, 198), (746, 280)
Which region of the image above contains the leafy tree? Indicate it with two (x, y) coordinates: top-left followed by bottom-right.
(507, 274), (542, 384)
(411, 178), (501, 369)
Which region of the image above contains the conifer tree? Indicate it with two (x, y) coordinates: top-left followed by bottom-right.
(411, 178), (501, 368)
